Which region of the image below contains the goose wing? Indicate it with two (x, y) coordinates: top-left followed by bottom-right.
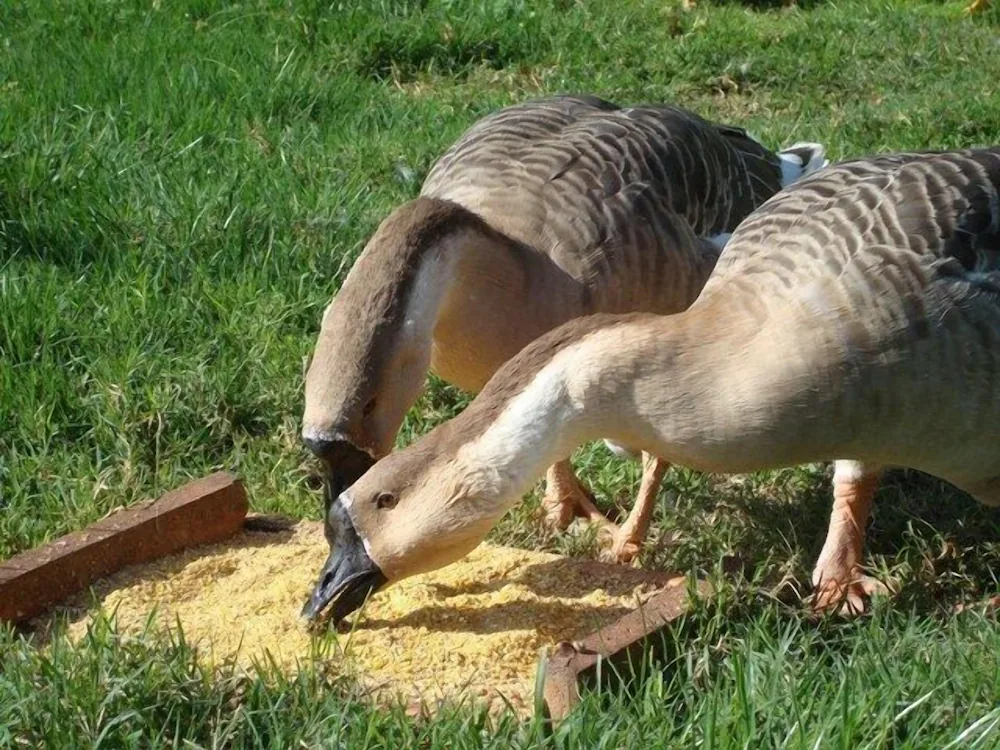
(703, 150), (1000, 308)
(421, 96), (787, 290)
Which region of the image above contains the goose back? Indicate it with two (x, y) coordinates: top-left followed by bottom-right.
(702, 150), (1000, 320)
(422, 95), (795, 312)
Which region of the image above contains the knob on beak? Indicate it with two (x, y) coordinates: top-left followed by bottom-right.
(303, 434), (339, 463)
(303, 433), (377, 492)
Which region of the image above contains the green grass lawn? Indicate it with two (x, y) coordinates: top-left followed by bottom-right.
(4, 0), (1000, 746)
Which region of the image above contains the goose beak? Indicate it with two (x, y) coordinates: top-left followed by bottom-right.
(301, 543), (387, 625)
(301, 492), (387, 625)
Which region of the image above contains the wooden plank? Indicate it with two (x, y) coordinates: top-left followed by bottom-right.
(541, 576), (711, 721)
(0, 472), (247, 624)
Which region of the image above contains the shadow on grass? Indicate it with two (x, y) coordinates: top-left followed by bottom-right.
(569, 585), (996, 733)
(357, 35), (535, 83)
(711, 0), (830, 9)
(636, 465), (1000, 616)
(496, 453), (1000, 617)
(0, 187), (125, 269)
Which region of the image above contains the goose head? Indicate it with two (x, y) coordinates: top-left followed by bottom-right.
(301, 420), (503, 624)
(302, 198), (469, 498)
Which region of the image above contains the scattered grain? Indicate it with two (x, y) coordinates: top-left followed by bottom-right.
(60, 522), (666, 714)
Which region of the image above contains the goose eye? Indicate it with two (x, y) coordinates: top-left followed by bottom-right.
(375, 492), (398, 510)
(363, 398), (377, 416)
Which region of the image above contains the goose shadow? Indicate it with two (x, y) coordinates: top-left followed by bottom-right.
(732, 469), (1000, 557)
(349, 555), (672, 635)
(417, 557), (675, 601)
(352, 596), (635, 637)
(696, 468), (1000, 610)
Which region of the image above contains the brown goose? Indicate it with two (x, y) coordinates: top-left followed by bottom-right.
(301, 148), (1000, 624)
(302, 95), (826, 563)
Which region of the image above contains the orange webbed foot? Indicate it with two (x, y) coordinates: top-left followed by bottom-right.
(812, 568), (889, 615)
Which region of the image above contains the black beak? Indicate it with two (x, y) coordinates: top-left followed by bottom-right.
(301, 492), (387, 625)
(303, 436), (376, 498)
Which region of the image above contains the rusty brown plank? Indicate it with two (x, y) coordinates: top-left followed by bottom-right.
(541, 576), (711, 721)
(0, 472), (248, 624)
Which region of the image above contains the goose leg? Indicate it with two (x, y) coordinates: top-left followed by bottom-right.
(608, 452), (670, 564)
(541, 460), (614, 531)
(811, 460), (888, 615)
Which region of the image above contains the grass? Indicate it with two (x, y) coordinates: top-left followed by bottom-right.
(5, 601), (1000, 747)
(3, 0), (1000, 745)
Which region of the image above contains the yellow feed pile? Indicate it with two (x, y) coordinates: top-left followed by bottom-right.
(61, 522), (669, 714)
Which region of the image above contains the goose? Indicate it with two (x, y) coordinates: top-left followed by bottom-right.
(301, 94), (826, 562)
(301, 148), (1000, 624)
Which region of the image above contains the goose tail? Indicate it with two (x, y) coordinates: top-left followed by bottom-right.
(604, 439), (639, 460)
(778, 142), (829, 186)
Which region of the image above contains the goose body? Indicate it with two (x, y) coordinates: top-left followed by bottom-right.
(302, 94), (825, 562)
(303, 148), (1000, 624)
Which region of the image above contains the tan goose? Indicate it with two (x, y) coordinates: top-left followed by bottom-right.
(302, 94), (826, 562)
(302, 148), (1000, 624)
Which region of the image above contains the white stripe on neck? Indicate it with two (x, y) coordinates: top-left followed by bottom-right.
(456, 344), (582, 498)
